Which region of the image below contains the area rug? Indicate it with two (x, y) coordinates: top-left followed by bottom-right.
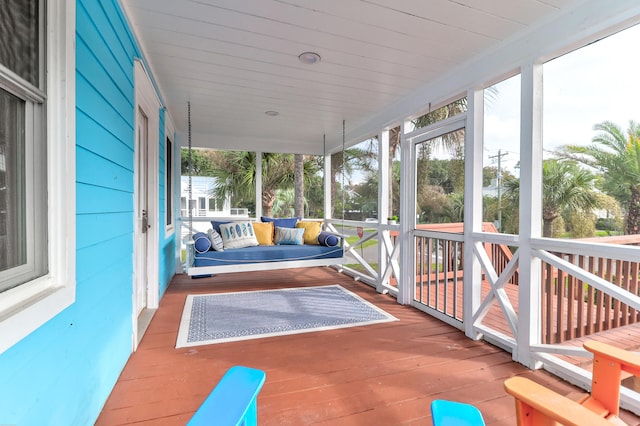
(176, 284), (398, 348)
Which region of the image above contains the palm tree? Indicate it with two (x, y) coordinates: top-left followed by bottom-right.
(294, 154), (304, 217)
(211, 151), (322, 217)
(211, 152), (295, 217)
(558, 121), (640, 235)
(504, 159), (599, 237)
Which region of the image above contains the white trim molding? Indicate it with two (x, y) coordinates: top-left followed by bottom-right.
(0, 0), (76, 355)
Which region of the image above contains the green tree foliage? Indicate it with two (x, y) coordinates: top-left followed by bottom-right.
(180, 148), (217, 176)
(566, 211), (595, 238)
(503, 159), (600, 237)
(206, 151), (322, 217)
(592, 193), (623, 233)
(417, 185), (451, 223)
(558, 120), (640, 235)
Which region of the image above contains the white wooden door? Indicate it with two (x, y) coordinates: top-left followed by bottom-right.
(135, 107), (149, 316)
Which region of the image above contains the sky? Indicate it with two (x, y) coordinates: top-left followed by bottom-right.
(483, 22), (640, 176)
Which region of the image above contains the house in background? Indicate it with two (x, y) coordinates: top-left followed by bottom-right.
(180, 176), (242, 218)
(179, 175), (247, 238)
(0, 0), (640, 424)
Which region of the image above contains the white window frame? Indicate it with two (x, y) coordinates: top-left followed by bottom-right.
(0, 0), (76, 355)
(165, 118), (175, 236)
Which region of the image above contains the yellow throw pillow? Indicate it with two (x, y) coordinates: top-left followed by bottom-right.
(295, 221), (322, 245)
(252, 222), (274, 246)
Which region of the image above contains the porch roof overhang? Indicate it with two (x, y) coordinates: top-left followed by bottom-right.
(120, 0), (640, 155)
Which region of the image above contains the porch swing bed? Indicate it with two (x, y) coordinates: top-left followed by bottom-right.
(183, 102), (346, 277)
(185, 224), (345, 277)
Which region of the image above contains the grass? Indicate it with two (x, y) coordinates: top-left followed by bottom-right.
(558, 230), (622, 238)
(346, 236), (378, 248)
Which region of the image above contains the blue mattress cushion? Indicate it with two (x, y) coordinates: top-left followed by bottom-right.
(194, 244), (343, 267)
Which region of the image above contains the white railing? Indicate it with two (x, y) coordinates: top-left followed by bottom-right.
(470, 232), (640, 414)
(412, 230), (465, 327)
(324, 219), (400, 296)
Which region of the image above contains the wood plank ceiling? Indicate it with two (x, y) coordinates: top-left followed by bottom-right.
(120, 0), (576, 154)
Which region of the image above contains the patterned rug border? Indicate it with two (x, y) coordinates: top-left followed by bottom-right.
(175, 284), (398, 348)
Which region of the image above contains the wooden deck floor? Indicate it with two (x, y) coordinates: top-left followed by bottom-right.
(96, 267), (640, 425)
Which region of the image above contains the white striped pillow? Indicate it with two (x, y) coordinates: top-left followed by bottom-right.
(207, 228), (224, 252)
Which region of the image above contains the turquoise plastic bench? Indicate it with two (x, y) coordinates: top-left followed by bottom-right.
(430, 399), (486, 426)
(187, 366), (266, 426)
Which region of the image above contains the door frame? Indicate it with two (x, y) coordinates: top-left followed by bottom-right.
(405, 114), (467, 308)
(133, 60), (160, 348)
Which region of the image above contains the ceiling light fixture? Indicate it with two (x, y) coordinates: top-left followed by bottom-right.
(265, 110), (279, 116)
(298, 51), (321, 65)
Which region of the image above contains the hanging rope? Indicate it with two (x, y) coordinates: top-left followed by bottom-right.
(188, 101), (193, 237)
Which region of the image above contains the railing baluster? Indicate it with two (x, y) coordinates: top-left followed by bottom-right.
(576, 255), (585, 338)
(621, 260), (630, 326)
(542, 262), (551, 343)
(614, 259), (622, 328)
(586, 256), (595, 337)
(631, 261), (640, 322)
(605, 258), (613, 330)
(596, 257), (605, 332)
(566, 254), (576, 341)
(443, 239), (449, 315)
(556, 258), (565, 344)
(453, 241), (460, 320)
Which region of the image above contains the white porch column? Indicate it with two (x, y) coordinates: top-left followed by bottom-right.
(255, 151), (262, 219)
(517, 63), (544, 368)
(377, 129), (390, 292)
(398, 122), (413, 304)
(324, 153), (332, 220)
(463, 88), (484, 339)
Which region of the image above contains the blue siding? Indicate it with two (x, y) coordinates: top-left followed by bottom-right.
(0, 0), (177, 424)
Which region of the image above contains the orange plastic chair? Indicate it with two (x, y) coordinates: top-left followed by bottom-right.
(504, 376), (615, 426)
(504, 340), (640, 426)
(579, 340), (640, 420)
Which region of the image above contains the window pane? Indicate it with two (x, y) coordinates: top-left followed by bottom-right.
(0, 88), (26, 278)
(165, 137), (172, 226)
(0, 0), (39, 86)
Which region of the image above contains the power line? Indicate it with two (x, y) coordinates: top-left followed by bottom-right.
(488, 149), (508, 232)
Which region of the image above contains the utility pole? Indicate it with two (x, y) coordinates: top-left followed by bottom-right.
(488, 150), (508, 232)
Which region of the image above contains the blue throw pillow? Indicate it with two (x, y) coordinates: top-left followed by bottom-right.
(193, 232), (212, 253)
(274, 226), (304, 245)
(317, 231), (339, 247)
(210, 220), (231, 234)
(261, 216), (300, 229)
